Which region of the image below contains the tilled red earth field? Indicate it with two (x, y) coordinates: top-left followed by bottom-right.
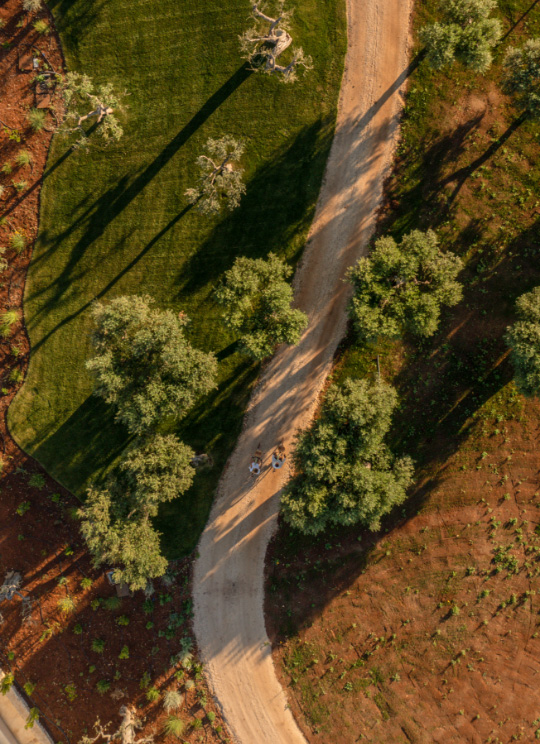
(0, 3), (228, 742)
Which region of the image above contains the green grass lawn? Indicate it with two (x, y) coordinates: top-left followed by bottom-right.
(9, 0), (346, 556)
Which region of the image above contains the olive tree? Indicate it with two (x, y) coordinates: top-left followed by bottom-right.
(240, 1), (312, 81)
(86, 295), (217, 435)
(420, 0), (502, 73)
(60, 72), (124, 149)
(79, 435), (195, 591)
(281, 379), (414, 535)
(185, 136), (246, 215)
(503, 39), (540, 118)
(505, 286), (540, 397)
(80, 707), (153, 744)
(347, 230), (463, 342)
(214, 252), (308, 359)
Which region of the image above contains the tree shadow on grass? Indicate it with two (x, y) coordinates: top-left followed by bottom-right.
(176, 116), (336, 299)
(30, 204), (193, 354)
(30, 394), (129, 496)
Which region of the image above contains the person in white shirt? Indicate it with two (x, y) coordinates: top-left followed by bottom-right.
(271, 444), (286, 470)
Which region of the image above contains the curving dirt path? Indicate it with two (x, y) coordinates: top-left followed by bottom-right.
(193, 1), (413, 742)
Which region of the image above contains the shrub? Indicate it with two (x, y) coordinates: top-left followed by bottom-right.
(13, 180), (28, 192)
(9, 369), (24, 385)
(0, 310), (20, 338)
(27, 108), (46, 131)
(28, 473), (45, 489)
(33, 19), (49, 34)
(118, 645), (129, 660)
(102, 596), (121, 611)
(22, 682), (35, 696)
(1, 674), (14, 695)
(116, 615), (129, 626)
(57, 596), (76, 614)
(96, 680), (110, 695)
(23, 0), (42, 12)
(215, 253), (308, 359)
(91, 638), (105, 654)
(80, 578), (93, 590)
(163, 689), (184, 712)
(73, 623), (83, 635)
(10, 232), (26, 253)
(281, 379), (414, 534)
(16, 501), (31, 516)
(1, 163), (12, 174)
(15, 150), (31, 168)
(146, 687), (160, 703)
(139, 672), (151, 690)
(24, 708), (39, 729)
(163, 715), (185, 739)
(64, 684), (77, 702)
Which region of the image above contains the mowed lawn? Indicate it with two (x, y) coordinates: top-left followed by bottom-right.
(8, 0), (346, 556)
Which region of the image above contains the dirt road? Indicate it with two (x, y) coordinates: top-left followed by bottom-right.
(193, 1), (412, 741)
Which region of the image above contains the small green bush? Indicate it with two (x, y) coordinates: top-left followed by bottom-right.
(73, 623), (83, 635)
(13, 180), (28, 193)
(9, 369), (24, 385)
(0, 310), (19, 338)
(16, 501), (31, 516)
(116, 614), (129, 626)
(57, 596), (76, 614)
(118, 645), (129, 660)
(15, 151), (32, 168)
(22, 681), (35, 696)
(91, 638), (105, 653)
(102, 596), (121, 611)
(1, 163), (12, 174)
(10, 232), (26, 253)
(80, 577), (93, 590)
(28, 473), (45, 489)
(27, 108), (46, 131)
(163, 715), (185, 739)
(96, 680), (110, 695)
(64, 683), (77, 702)
(163, 689), (183, 712)
(146, 686), (160, 703)
(33, 19), (50, 34)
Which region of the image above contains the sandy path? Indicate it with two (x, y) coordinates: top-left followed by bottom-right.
(193, 1), (412, 742)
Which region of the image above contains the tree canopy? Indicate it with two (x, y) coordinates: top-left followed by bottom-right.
(503, 39), (540, 118)
(505, 287), (540, 397)
(60, 72), (124, 149)
(185, 136), (246, 215)
(420, 0), (502, 73)
(79, 434), (195, 590)
(79, 489), (167, 591)
(86, 295), (217, 435)
(240, 1), (312, 82)
(281, 379), (414, 535)
(347, 230), (463, 342)
(214, 252), (308, 359)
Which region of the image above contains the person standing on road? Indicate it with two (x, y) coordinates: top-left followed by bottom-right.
(271, 444), (286, 470)
(250, 444), (263, 477)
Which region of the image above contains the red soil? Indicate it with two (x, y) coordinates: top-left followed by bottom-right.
(0, 3), (228, 742)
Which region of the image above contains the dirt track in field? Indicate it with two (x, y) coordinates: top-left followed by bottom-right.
(193, 1), (413, 741)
